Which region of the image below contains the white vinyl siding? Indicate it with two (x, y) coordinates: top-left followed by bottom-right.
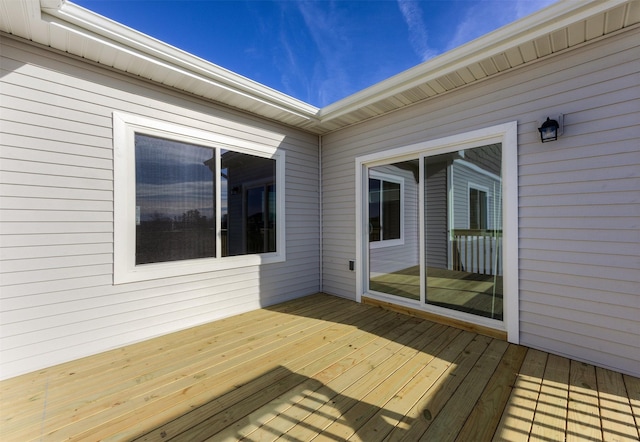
(321, 27), (640, 376)
(0, 36), (320, 380)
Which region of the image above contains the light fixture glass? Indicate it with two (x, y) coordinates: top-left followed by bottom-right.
(538, 117), (560, 143)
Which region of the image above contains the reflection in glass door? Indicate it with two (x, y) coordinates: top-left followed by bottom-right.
(424, 144), (503, 320)
(366, 144), (503, 322)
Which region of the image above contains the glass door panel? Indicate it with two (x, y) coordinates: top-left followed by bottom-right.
(368, 160), (420, 300)
(424, 144), (503, 320)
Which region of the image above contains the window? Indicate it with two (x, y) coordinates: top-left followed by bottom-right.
(114, 113), (285, 283)
(469, 187), (488, 230)
(135, 134), (216, 265)
(368, 172), (403, 246)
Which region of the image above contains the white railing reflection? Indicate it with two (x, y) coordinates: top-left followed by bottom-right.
(452, 229), (502, 276)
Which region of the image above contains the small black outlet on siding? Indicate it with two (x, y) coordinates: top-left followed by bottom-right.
(348, 260), (355, 271)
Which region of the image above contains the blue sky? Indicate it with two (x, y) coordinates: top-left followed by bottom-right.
(74, 0), (558, 107)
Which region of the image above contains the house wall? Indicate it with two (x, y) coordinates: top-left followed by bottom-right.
(321, 27), (640, 376)
(0, 36), (320, 380)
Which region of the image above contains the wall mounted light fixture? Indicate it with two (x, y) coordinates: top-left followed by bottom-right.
(538, 116), (563, 143)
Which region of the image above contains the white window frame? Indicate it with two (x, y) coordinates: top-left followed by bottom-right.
(368, 171), (405, 249)
(113, 112), (286, 284)
(467, 183), (489, 230)
(355, 122), (519, 344)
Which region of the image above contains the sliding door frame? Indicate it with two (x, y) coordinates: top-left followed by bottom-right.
(355, 122), (519, 343)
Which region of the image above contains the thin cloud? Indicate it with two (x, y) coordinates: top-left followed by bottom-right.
(397, 0), (437, 62)
(295, 1), (353, 106)
(446, 0), (559, 52)
(276, 17), (307, 100)
(262, 1), (356, 106)
(515, 0), (558, 19)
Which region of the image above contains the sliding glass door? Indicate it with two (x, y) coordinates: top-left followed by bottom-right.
(366, 144), (503, 322)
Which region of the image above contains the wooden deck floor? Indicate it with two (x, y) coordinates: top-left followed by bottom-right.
(1, 293), (638, 441)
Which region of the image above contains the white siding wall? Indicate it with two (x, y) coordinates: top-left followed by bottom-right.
(0, 37), (320, 380)
(321, 28), (640, 376)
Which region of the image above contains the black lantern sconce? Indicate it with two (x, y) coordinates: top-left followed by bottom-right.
(538, 115), (563, 143)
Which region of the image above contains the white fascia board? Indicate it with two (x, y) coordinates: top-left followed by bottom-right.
(40, 0), (64, 9)
(318, 0), (630, 122)
(41, 1), (320, 121)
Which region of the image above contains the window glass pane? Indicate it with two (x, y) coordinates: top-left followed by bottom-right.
(368, 160), (418, 298)
(470, 188), (477, 229)
(382, 181), (401, 240)
(425, 143), (503, 320)
(221, 165), (229, 256)
(221, 150), (276, 256)
(246, 186), (265, 253)
(267, 184), (277, 252)
(470, 188), (488, 230)
(135, 134), (215, 264)
(369, 178), (381, 242)
(479, 191), (487, 229)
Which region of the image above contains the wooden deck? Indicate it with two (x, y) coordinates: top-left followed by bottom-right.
(1, 293), (638, 441)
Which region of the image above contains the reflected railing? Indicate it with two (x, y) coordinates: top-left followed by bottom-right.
(452, 229), (502, 276)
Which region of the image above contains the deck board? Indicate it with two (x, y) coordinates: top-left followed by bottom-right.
(420, 338), (510, 442)
(0, 293), (638, 441)
(492, 348), (547, 441)
(566, 360), (601, 441)
(384, 333), (491, 441)
(596, 366), (639, 442)
(456, 344), (528, 441)
(530, 353), (572, 441)
(625, 374), (640, 434)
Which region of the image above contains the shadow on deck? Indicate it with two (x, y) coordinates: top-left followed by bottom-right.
(134, 366), (416, 441)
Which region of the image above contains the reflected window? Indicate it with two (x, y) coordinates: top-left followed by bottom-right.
(369, 175), (402, 243)
(469, 187), (488, 230)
